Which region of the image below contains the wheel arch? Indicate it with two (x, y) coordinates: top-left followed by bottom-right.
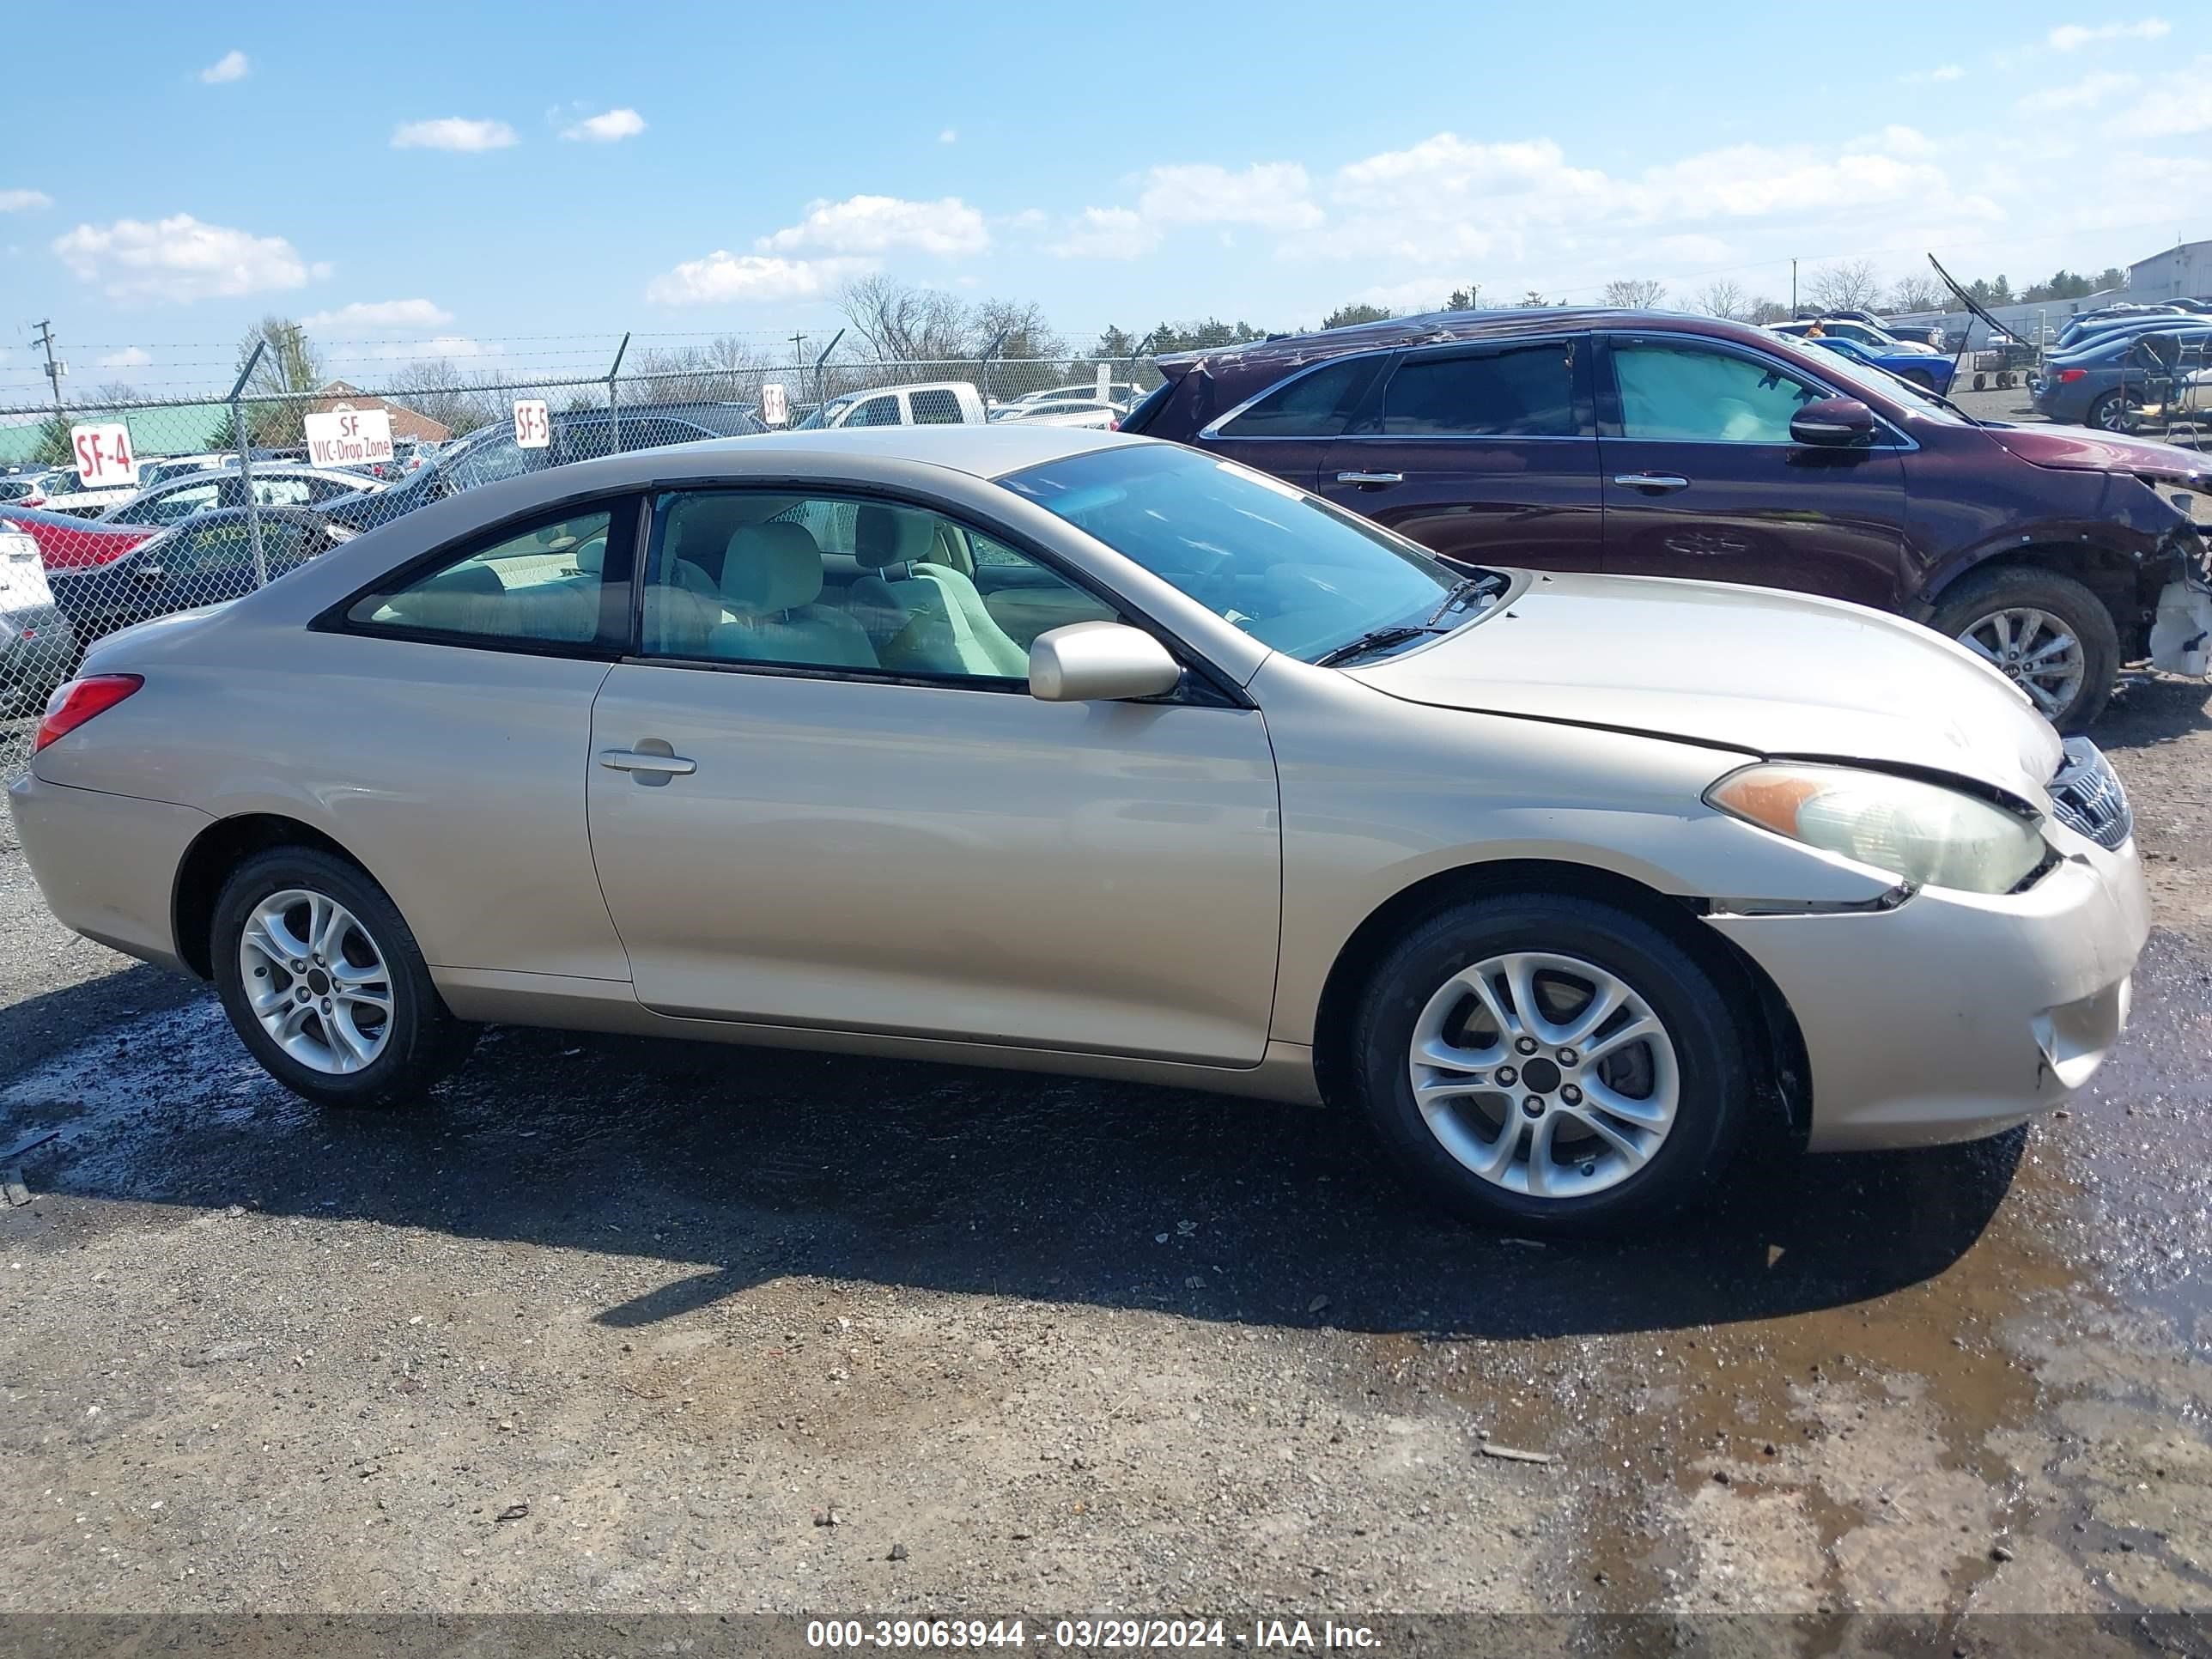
(171, 813), (380, 980)
(1919, 542), (2145, 641)
(1309, 858), (1809, 1140)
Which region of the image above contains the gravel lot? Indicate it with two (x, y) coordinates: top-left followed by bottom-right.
(5, 410), (2212, 1635)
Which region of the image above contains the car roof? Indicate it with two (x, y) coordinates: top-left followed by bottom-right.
(1153, 307), (1791, 376)
(643, 422), (1131, 479)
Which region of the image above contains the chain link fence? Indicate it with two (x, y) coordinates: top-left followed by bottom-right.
(0, 354), (1166, 781)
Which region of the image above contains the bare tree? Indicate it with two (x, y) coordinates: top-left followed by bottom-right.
(1747, 296), (1792, 325)
(1804, 259), (1882, 312)
(629, 339), (778, 405)
(1602, 279), (1668, 309)
(1693, 278), (1750, 321)
(394, 358), (501, 435)
(835, 274), (972, 364)
(1885, 273), (1946, 314)
(236, 314), (326, 445)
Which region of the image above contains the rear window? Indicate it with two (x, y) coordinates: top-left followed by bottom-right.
(1219, 356), (1377, 439)
(909, 387), (966, 424)
(1115, 379), (1176, 435)
(1380, 343), (1585, 437)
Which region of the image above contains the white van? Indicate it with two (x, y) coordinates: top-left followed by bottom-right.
(793, 382), (987, 430)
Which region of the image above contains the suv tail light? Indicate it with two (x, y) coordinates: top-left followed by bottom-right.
(2056, 368), (2087, 384)
(33, 674), (143, 753)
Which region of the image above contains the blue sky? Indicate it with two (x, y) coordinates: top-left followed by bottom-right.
(2, 0), (2206, 397)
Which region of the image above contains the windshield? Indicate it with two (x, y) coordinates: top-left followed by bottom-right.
(1000, 444), (1469, 662)
(1764, 331), (1968, 424)
(791, 395), (857, 432)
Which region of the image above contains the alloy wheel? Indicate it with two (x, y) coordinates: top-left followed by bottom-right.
(1406, 951), (1678, 1200)
(238, 888), (395, 1075)
(1959, 606), (2085, 720)
(2094, 394), (2143, 433)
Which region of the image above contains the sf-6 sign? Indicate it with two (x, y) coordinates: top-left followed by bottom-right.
(303, 406), (394, 469)
(70, 422), (138, 488)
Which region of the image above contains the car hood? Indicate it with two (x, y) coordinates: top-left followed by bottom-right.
(1347, 572), (2063, 803)
(1990, 424), (2212, 489)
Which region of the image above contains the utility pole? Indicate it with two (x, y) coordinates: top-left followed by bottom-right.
(1790, 259), (1798, 316)
(32, 319), (64, 413)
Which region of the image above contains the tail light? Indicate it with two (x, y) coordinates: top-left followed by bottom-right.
(33, 674), (143, 753)
(2056, 368), (2087, 384)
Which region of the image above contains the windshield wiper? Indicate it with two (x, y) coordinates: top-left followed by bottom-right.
(1424, 572), (1505, 628)
(1313, 624), (1435, 667)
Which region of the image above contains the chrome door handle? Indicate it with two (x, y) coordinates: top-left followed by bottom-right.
(1613, 472), (1691, 494)
(599, 748), (696, 776)
(1335, 471), (1404, 486)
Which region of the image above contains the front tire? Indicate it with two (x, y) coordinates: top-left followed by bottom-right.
(1350, 894), (1754, 1235)
(210, 847), (476, 1109)
(1930, 566), (2118, 732)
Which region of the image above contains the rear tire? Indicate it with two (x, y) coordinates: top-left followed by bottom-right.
(210, 847), (476, 1109)
(1930, 566), (2118, 733)
(1350, 893), (1755, 1236)
(2087, 388), (2142, 433)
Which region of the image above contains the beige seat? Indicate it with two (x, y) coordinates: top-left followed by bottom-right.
(846, 503), (1028, 677)
(706, 522), (878, 669)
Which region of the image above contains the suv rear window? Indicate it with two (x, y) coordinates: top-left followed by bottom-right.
(1380, 343), (1584, 437)
(1219, 356), (1379, 439)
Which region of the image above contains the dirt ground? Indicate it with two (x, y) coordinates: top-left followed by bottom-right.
(6, 592), (2212, 1638)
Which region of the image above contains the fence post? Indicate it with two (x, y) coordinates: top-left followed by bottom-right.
(227, 342), (269, 589)
(605, 331), (630, 451)
(811, 330), (843, 422)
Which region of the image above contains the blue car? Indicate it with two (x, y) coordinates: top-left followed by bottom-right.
(1805, 333), (1956, 396)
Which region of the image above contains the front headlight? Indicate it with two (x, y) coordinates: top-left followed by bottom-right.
(1706, 763), (2048, 894)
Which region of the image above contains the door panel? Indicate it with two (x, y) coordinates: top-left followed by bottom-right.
(587, 667), (1283, 1064)
(1316, 336), (1602, 571)
(1317, 436), (1603, 570)
(1597, 334), (1911, 608)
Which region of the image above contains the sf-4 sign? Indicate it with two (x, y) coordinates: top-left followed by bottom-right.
(513, 399), (550, 450)
(303, 406), (395, 469)
(70, 422), (138, 488)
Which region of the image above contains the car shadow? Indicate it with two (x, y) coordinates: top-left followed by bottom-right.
(2100, 672), (2212, 750)
(1, 971), (2023, 1343)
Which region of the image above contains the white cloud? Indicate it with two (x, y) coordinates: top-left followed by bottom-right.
(758, 194), (990, 257)
(1138, 162), (1322, 230)
(2050, 17), (2168, 49)
(2018, 71), (2139, 112)
(1846, 124), (1936, 159)
(561, 107), (645, 143)
(0, 189), (51, 211)
(305, 299), (453, 328)
(52, 214), (313, 304)
(1048, 207), (1161, 262)
(939, 127), (957, 144)
(98, 347), (152, 368)
(646, 251), (874, 306)
(199, 49), (249, 83)
(370, 336), (501, 359)
(1901, 63), (1966, 84)
(391, 118), (519, 152)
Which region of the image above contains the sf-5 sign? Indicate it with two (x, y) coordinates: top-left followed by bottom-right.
(513, 399), (550, 450)
(70, 422), (138, 488)
(303, 407), (394, 469)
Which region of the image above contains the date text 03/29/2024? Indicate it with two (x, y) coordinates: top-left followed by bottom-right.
(805, 1619), (1383, 1650)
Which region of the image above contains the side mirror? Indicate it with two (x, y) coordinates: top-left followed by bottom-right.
(1029, 621), (1182, 702)
(1790, 396), (1879, 447)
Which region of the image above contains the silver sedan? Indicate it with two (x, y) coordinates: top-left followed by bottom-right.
(9, 427), (2150, 1232)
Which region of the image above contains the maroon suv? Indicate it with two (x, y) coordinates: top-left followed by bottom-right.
(1124, 308), (2212, 731)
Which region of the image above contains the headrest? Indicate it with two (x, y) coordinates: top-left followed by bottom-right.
(854, 503), (937, 569)
(574, 536), (605, 574)
(722, 521), (822, 613)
